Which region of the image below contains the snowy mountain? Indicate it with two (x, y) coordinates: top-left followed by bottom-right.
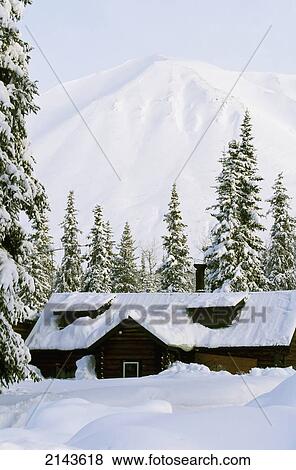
(29, 55), (296, 259)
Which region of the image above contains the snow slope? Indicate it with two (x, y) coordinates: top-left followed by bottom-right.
(0, 363), (295, 449)
(29, 56), (296, 256)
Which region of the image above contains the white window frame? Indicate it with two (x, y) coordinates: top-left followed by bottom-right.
(123, 361), (140, 378)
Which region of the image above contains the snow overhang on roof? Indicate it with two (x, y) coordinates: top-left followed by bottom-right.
(26, 291), (296, 351)
(48, 292), (115, 312)
(184, 292), (246, 308)
(47, 291), (247, 311)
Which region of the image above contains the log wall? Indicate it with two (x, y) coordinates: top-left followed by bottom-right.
(91, 319), (167, 378)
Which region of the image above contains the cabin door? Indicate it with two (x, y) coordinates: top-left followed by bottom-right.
(123, 361), (139, 378)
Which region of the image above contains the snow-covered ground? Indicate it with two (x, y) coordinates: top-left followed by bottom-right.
(1, 362), (296, 450)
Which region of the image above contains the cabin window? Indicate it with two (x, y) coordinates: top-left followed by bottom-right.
(123, 361), (139, 378)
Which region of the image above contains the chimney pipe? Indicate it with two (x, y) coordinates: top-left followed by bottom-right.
(194, 263), (206, 292)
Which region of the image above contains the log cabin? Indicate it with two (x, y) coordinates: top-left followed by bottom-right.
(14, 262), (208, 346)
(26, 290), (296, 377)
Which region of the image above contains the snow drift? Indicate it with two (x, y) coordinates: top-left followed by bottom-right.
(1, 363), (296, 449)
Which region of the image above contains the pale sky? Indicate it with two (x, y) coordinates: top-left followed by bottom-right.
(22, 0), (296, 91)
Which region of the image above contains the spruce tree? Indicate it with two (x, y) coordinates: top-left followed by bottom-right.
(139, 247), (159, 292)
(29, 210), (55, 314)
(205, 112), (266, 292)
(235, 110), (266, 291)
(55, 191), (82, 292)
(104, 220), (114, 291)
(84, 206), (113, 292)
(265, 173), (296, 290)
(161, 184), (193, 292)
(0, 0), (47, 387)
(139, 251), (149, 292)
(112, 222), (139, 292)
(205, 141), (242, 291)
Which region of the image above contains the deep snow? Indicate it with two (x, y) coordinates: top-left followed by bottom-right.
(27, 291), (296, 351)
(29, 56), (296, 258)
(0, 363), (296, 449)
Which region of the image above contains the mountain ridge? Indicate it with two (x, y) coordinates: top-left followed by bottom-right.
(28, 56), (296, 258)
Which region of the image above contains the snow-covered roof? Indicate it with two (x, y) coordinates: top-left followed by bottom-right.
(48, 292), (115, 312)
(26, 291), (296, 351)
(48, 291), (246, 310)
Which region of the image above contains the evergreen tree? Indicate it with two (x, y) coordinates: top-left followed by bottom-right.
(84, 206), (113, 292)
(29, 210), (55, 314)
(139, 247), (159, 292)
(265, 173), (296, 290)
(55, 191), (82, 292)
(53, 265), (62, 292)
(235, 110), (267, 291)
(104, 220), (114, 291)
(204, 141), (242, 291)
(112, 222), (139, 292)
(0, 0), (47, 387)
(139, 251), (149, 291)
(161, 184), (193, 292)
(205, 112), (266, 292)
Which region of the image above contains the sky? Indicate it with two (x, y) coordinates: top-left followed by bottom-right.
(22, 0), (296, 91)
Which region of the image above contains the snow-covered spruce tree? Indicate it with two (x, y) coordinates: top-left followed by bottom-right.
(139, 247), (159, 292)
(161, 184), (193, 292)
(53, 265), (62, 292)
(0, 0), (47, 387)
(235, 110), (267, 291)
(29, 210), (55, 314)
(55, 191), (82, 292)
(84, 206), (113, 292)
(265, 173), (296, 290)
(139, 251), (149, 292)
(205, 112), (266, 292)
(112, 222), (139, 292)
(204, 141), (242, 291)
(104, 220), (114, 291)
